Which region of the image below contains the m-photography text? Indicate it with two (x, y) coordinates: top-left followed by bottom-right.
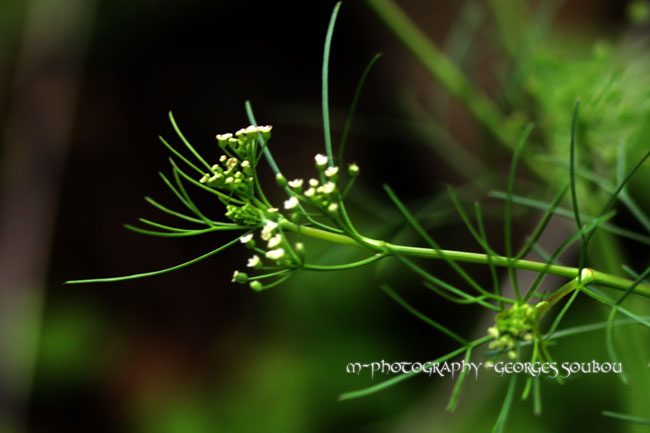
(346, 360), (623, 380)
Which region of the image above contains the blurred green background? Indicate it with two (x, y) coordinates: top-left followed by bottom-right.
(0, 1), (648, 432)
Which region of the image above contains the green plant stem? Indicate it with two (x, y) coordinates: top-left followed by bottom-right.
(281, 221), (650, 297)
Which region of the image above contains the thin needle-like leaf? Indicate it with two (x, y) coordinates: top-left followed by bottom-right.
(447, 346), (472, 411)
(526, 211), (617, 301)
(381, 284), (468, 345)
(170, 158), (246, 205)
(245, 100), (281, 176)
(144, 196), (207, 225)
(159, 135), (205, 176)
(492, 374), (518, 433)
(385, 184), (491, 299)
(515, 182), (569, 260)
(585, 148), (650, 248)
(582, 287), (650, 329)
(124, 225), (227, 237)
(475, 202), (501, 303)
(159, 171), (202, 219)
(602, 411), (650, 426)
(505, 123), (534, 299)
(322, 2), (342, 165)
(490, 191), (650, 246)
(338, 53), (382, 166)
(137, 218), (237, 232)
(568, 99), (586, 282)
(171, 165), (219, 227)
(447, 186), (497, 256)
(168, 111), (213, 172)
(605, 307), (627, 384)
(398, 256), (506, 309)
(533, 376), (542, 415)
(66, 235), (245, 284)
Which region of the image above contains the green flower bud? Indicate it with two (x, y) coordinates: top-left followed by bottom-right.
(276, 173), (287, 188)
(232, 271), (248, 284)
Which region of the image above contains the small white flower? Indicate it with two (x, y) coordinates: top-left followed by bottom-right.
(244, 125), (259, 134)
(284, 196), (299, 210)
(314, 153), (328, 167)
(324, 166), (339, 177)
(235, 128), (246, 136)
(200, 174), (209, 184)
(216, 133), (233, 141)
(260, 221), (278, 241)
(309, 178), (319, 187)
(219, 155), (227, 163)
(304, 188), (315, 198)
(225, 177), (234, 184)
(209, 173), (222, 183)
(258, 125), (272, 133)
(267, 234), (282, 249)
(241, 160), (250, 169)
(247, 255), (261, 268)
(226, 157), (238, 169)
(240, 233), (254, 244)
(322, 182), (336, 194)
(288, 179), (303, 189)
(267, 208), (279, 213)
(266, 248), (285, 260)
(327, 202), (339, 213)
(348, 163), (360, 175)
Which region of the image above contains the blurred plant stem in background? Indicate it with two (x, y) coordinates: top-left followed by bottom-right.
(0, 0), (96, 430)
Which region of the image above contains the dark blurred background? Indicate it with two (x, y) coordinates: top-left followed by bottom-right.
(0, 1), (642, 432)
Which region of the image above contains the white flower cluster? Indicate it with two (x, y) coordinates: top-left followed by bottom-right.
(199, 125), (274, 226)
(216, 124), (272, 156)
(199, 154), (254, 196)
(227, 148), (361, 292)
(232, 219), (304, 291)
(241, 220), (294, 268)
(278, 153), (352, 215)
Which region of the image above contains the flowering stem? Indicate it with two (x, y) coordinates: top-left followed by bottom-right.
(281, 221), (650, 298)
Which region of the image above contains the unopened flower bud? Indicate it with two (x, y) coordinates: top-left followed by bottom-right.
(275, 173), (287, 188)
(232, 271), (248, 284)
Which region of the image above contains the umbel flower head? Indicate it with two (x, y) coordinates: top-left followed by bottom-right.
(199, 121), (361, 292)
(66, 109), (365, 294)
(487, 301), (548, 358)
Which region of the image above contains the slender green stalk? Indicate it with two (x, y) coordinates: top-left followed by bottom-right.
(279, 220), (650, 297)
